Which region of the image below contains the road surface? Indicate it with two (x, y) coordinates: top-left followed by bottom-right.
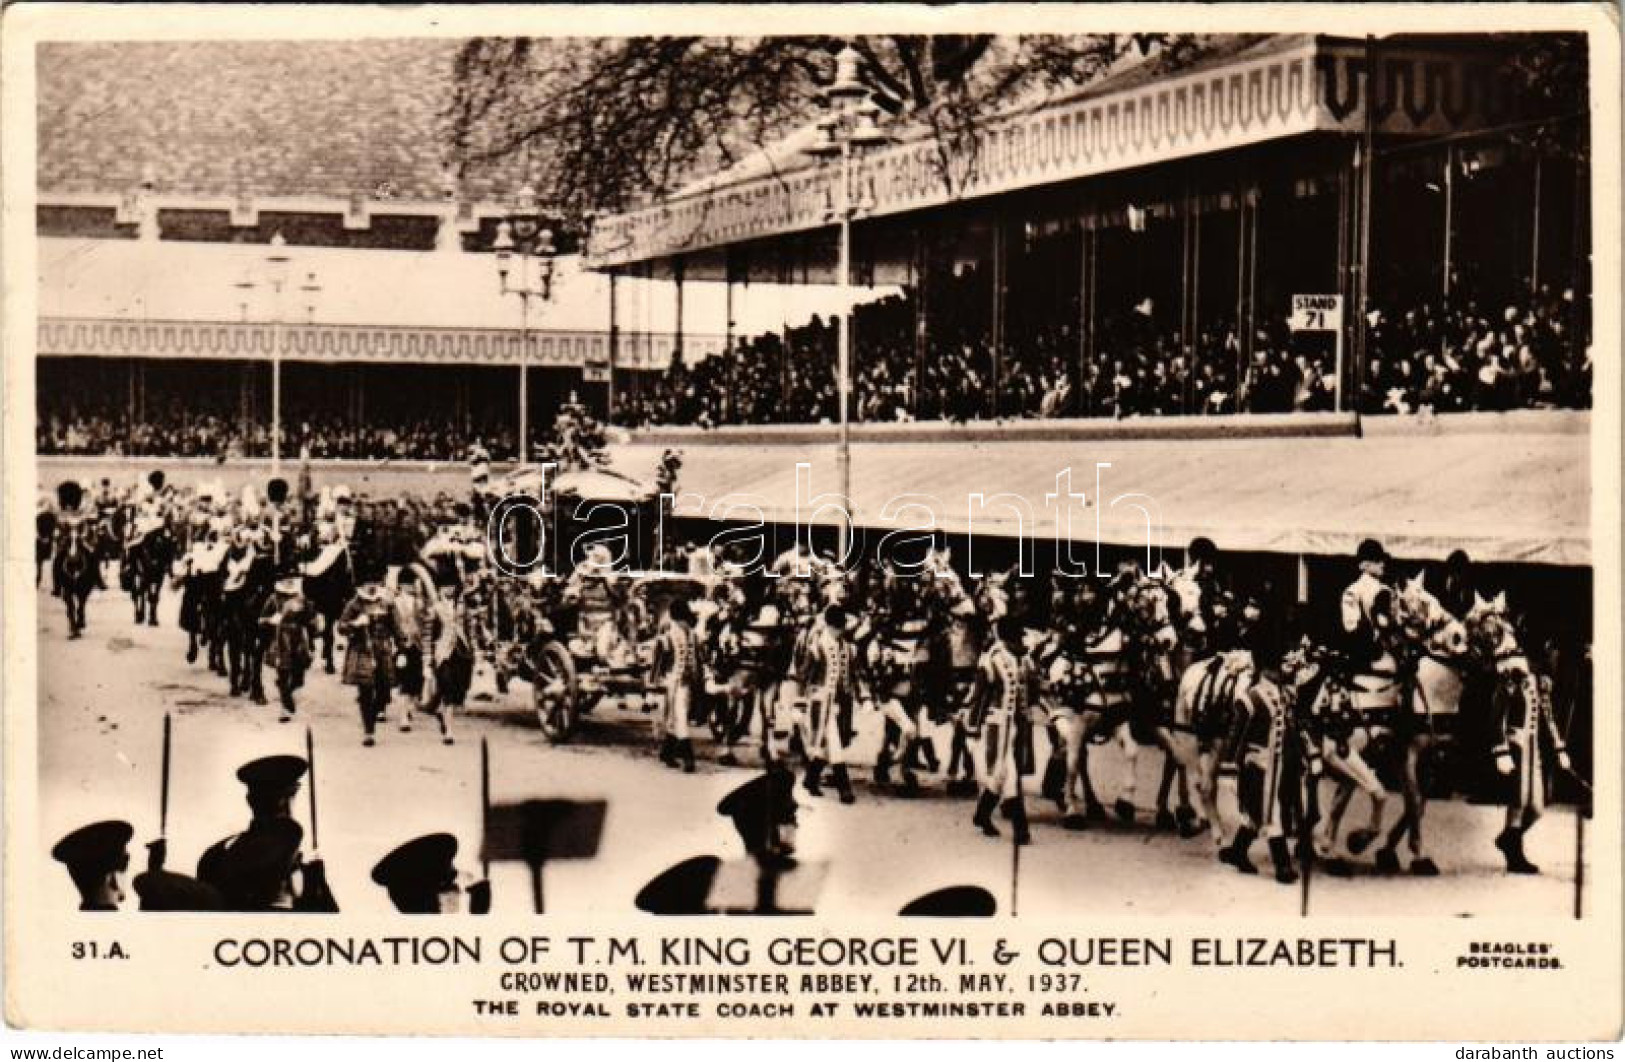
(33, 583), (1583, 920)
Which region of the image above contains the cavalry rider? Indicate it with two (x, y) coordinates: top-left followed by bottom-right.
(1339, 538), (1403, 727)
(651, 598), (702, 773)
(963, 616), (1036, 846)
(800, 604), (859, 804)
(196, 755), (337, 912)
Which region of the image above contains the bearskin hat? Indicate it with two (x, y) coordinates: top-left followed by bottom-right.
(56, 480), (84, 511)
(266, 477), (290, 506)
(147, 470), (166, 492)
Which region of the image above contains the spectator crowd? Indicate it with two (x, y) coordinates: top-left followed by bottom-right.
(38, 278), (1590, 459)
(621, 275), (1589, 428)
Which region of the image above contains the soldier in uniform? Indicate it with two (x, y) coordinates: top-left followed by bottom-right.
(799, 605), (858, 804)
(35, 499), (57, 590)
(260, 576), (320, 722)
(635, 766), (812, 916)
(1216, 632), (1307, 884)
(340, 583), (402, 746)
(863, 571), (939, 796)
(52, 820), (133, 911)
(1481, 598), (1571, 875)
(196, 755), (337, 912)
(651, 598), (701, 773)
(370, 834), (490, 914)
(962, 617), (1036, 846)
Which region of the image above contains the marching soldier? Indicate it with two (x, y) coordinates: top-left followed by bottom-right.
(196, 755), (337, 912)
(52, 820), (133, 911)
(1486, 603), (1570, 875)
(652, 598), (701, 773)
(1216, 632), (1303, 884)
(260, 576), (320, 722)
(800, 605), (858, 804)
(963, 616), (1036, 846)
(340, 583), (402, 746)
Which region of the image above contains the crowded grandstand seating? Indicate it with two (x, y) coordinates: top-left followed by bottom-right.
(621, 277), (1590, 427)
(37, 277), (1591, 458)
(37, 402), (523, 462)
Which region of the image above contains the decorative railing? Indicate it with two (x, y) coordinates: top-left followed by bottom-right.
(586, 36), (1518, 268)
(36, 315), (726, 370)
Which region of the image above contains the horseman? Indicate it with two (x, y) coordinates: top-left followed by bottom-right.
(122, 474), (171, 626)
(1310, 537), (1402, 867)
(963, 616), (1035, 846)
(177, 511), (229, 670)
(302, 519), (353, 675)
(50, 480), (97, 638)
(91, 476), (121, 589)
(220, 523), (274, 704)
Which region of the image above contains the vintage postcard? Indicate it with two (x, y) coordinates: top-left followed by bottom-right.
(2, 1), (1619, 1040)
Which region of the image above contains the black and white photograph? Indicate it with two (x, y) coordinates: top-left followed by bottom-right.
(3, 2), (1619, 1042)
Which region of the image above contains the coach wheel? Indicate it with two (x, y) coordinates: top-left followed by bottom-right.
(533, 640), (580, 742)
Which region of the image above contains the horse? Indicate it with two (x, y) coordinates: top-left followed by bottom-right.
(174, 534), (227, 671)
(1373, 573), (1476, 875)
(52, 521), (97, 638)
(1040, 572), (1180, 828)
(220, 543), (274, 703)
(302, 539), (354, 675)
(1297, 642), (1398, 870)
(124, 523), (173, 627)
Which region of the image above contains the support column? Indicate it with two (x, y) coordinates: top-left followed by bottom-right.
(608, 268), (620, 424)
(723, 251), (735, 422)
(990, 219), (1007, 418)
(1529, 152), (1543, 295)
(673, 256), (686, 366)
(1442, 145), (1455, 302)
(913, 227), (929, 420)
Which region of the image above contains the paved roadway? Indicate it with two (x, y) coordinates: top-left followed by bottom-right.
(34, 582), (1582, 921)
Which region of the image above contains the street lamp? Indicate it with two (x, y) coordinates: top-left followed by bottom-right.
(805, 44), (889, 561)
(234, 232), (314, 474)
(494, 184), (559, 465)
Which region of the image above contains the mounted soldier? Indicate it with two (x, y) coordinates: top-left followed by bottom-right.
(51, 480), (97, 638)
